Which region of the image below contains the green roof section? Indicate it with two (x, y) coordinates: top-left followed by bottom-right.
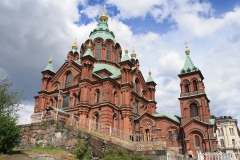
(146, 71), (154, 82)
(44, 57), (54, 72)
(209, 119), (215, 125)
(152, 112), (180, 123)
(83, 48), (94, 57)
(121, 50), (130, 62)
(93, 63), (121, 79)
(89, 16), (116, 43)
(180, 46), (199, 74)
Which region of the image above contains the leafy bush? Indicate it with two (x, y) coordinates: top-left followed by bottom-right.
(0, 115), (21, 153)
(103, 147), (152, 160)
(73, 140), (90, 160)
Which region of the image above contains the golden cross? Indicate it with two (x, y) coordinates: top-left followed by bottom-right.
(103, 4), (106, 13)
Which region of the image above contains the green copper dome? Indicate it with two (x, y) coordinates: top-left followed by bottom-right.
(89, 6), (116, 43)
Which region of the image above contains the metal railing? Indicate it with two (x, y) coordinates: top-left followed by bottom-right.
(197, 151), (240, 160)
(49, 109), (166, 151)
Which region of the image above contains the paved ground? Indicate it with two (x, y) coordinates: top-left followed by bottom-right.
(0, 150), (75, 160)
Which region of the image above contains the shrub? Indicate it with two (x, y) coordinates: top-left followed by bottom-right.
(73, 140), (90, 160)
(0, 115), (21, 153)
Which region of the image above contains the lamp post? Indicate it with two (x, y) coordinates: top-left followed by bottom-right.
(56, 89), (63, 122)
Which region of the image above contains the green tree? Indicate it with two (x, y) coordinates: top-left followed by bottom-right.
(0, 76), (24, 153)
(0, 115), (21, 153)
(0, 76), (23, 119)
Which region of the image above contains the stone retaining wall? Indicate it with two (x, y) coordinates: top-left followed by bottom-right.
(19, 121), (181, 160)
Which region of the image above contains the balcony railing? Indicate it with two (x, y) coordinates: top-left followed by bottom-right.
(180, 89), (204, 97)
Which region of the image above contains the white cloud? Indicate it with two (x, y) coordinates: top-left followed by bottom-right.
(80, 4), (102, 19)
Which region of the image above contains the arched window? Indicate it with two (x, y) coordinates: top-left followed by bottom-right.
(174, 131), (178, 141)
(168, 131), (172, 141)
(135, 79), (139, 93)
(190, 103), (198, 117)
(62, 93), (70, 108)
(220, 139), (225, 147)
(232, 139), (235, 145)
(184, 82), (190, 92)
(106, 43), (110, 60)
(65, 72), (72, 88)
(193, 80), (198, 91)
(134, 100), (138, 114)
(195, 136), (200, 147)
(96, 42), (101, 60)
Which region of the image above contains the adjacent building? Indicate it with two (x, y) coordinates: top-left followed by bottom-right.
(215, 116), (240, 154)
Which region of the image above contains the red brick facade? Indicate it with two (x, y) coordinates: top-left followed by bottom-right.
(33, 11), (217, 154)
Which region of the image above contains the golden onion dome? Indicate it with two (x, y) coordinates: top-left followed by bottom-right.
(72, 38), (78, 49)
(98, 4), (109, 21)
(49, 54), (52, 63)
(87, 39), (92, 49)
(131, 51), (136, 57)
(185, 43), (190, 55)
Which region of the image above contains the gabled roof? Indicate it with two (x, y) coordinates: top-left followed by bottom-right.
(152, 113), (180, 123)
(93, 63), (121, 79)
(135, 112), (180, 123)
(182, 118), (215, 128)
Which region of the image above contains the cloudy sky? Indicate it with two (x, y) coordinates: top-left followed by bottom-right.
(0, 0), (239, 125)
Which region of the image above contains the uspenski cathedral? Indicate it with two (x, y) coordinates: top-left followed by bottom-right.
(31, 6), (218, 154)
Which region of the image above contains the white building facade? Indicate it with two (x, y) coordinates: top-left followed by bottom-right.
(215, 116), (240, 156)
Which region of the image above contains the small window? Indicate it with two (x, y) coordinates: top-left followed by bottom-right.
(65, 72), (72, 88)
(232, 139), (235, 145)
(134, 100), (138, 114)
(184, 82), (190, 92)
(190, 104), (198, 117)
(193, 80), (198, 91)
(220, 139), (225, 147)
(106, 43), (110, 60)
(220, 128), (224, 135)
(95, 114), (99, 130)
(95, 90), (100, 104)
(62, 94), (70, 108)
(195, 136), (200, 148)
(229, 128), (234, 135)
(135, 79), (139, 93)
(174, 131), (178, 141)
(96, 42), (101, 60)
(168, 131), (172, 141)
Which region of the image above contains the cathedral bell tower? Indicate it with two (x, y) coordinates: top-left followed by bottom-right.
(178, 45), (217, 153)
(178, 45), (211, 124)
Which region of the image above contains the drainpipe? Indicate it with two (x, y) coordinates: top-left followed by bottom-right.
(208, 124), (212, 152)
